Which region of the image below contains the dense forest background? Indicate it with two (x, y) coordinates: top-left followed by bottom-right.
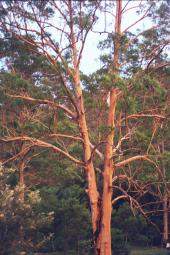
(0, 0), (170, 254)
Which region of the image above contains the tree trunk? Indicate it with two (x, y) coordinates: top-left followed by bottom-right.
(99, 92), (117, 255)
(74, 70), (101, 251)
(97, 1), (122, 254)
(18, 159), (25, 205)
(18, 145), (30, 247)
(68, 1), (122, 253)
(163, 192), (169, 244)
(68, 2), (100, 251)
(18, 158), (26, 247)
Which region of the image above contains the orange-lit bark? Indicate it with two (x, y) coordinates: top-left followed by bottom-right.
(100, 92), (117, 255)
(98, 1), (122, 254)
(68, 2), (100, 252)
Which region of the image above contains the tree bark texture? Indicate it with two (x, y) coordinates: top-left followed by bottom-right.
(100, 92), (117, 255)
(68, 2), (100, 251)
(97, 1), (122, 254)
(18, 159), (25, 205)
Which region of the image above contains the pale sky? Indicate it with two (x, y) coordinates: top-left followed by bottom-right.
(80, 0), (152, 74)
(0, 1), (154, 74)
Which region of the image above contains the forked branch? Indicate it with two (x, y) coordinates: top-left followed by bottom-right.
(0, 136), (83, 165)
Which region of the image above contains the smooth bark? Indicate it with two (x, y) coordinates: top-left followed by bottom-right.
(100, 92), (117, 255)
(68, 2), (100, 251)
(98, 1), (122, 254)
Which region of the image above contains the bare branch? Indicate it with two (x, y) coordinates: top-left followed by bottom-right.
(112, 195), (127, 205)
(6, 94), (77, 119)
(77, 1), (100, 67)
(127, 113), (165, 120)
(0, 136), (83, 165)
(122, 1), (143, 14)
(115, 155), (153, 169)
(1, 145), (32, 165)
(146, 42), (170, 71)
(112, 185), (161, 233)
(122, 5), (152, 33)
(89, 141), (105, 161)
(48, 133), (83, 142)
(113, 131), (133, 154)
(112, 174), (129, 183)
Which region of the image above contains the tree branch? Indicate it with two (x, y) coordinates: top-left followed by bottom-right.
(48, 133), (83, 142)
(115, 155), (153, 169)
(127, 113), (165, 120)
(0, 136), (83, 165)
(6, 94), (77, 119)
(122, 5), (152, 33)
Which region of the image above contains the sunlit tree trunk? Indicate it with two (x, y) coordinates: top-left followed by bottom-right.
(99, 1), (122, 254)
(99, 92), (117, 255)
(68, 2), (100, 253)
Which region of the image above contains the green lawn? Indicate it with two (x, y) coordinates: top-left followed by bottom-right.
(131, 247), (170, 255)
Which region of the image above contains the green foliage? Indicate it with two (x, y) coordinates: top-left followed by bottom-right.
(0, 164), (55, 254)
(0, 72), (30, 91)
(112, 203), (150, 246)
(111, 228), (130, 255)
(35, 183), (92, 254)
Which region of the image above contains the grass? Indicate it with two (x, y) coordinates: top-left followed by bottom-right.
(131, 247), (170, 255)
(33, 248), (170, 255)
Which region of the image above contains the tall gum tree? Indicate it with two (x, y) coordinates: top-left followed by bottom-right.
(98, 1), (121, 254)
(0, 1), (169, 254)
